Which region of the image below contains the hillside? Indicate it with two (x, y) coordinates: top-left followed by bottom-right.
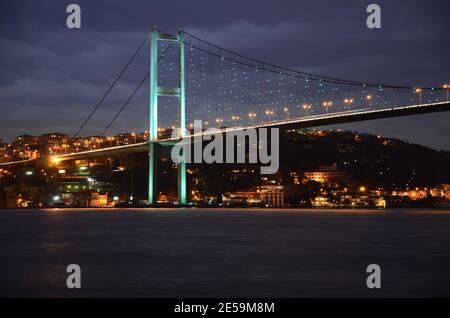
(280, 129), (450, 189)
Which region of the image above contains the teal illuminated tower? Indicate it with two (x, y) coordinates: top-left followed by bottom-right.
(148, 28), (186, 206)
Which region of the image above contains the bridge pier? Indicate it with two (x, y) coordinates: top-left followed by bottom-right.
(148, 141), (158, 205)
(148, 28), (187, 206)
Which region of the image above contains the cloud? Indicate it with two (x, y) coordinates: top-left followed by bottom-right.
(0, 0), (449, 149)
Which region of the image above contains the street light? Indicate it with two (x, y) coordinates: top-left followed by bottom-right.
(265, 110), (274, 122)
(415, 88), (422, 104)
(323, 101), (332, 113)
(344, 98), (354, 111)
(248, 112), (256, 125)
(215, 118), (223, 128)
(443, 84), (449, 101)
(231, 115), (240, 127)
(51, 157), (60, 165)
(283, 107), (289, 119)
(302, 104), (311, 116)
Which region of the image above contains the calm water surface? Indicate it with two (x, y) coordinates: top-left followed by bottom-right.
(0, 208), (450, 297)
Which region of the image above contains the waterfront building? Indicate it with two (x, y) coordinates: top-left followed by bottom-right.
(90, 192), (109, 207)
(258, 185), (286, 207)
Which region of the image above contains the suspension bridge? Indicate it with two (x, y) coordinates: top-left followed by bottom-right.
(1, 28), (449, 206)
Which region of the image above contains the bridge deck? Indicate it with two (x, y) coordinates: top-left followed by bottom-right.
(1, 101), (448, 166)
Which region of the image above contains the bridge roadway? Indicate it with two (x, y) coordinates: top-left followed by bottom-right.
(1, 100), (449, 166)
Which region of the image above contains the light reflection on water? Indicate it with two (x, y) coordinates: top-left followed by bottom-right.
(0, 208), (450, 297)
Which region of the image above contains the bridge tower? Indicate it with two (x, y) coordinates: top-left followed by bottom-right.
(148, 28), (186, 206)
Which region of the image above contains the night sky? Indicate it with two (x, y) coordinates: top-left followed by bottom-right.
(0, 0), (449, 149)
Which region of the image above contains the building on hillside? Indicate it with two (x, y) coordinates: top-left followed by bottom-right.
(302, 163), (347, 184)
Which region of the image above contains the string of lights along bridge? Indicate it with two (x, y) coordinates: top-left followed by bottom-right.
(71, 28), (448, 140)
(155, 30), (449, 132)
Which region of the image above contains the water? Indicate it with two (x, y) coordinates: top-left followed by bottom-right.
(0, 208), (449, 297)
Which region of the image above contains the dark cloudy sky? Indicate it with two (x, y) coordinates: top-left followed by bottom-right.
(0, 0), (449, 149)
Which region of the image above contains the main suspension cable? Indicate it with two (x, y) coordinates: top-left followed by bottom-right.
(73, 32), (149, 138)
(181, 30), (441, 91)
(101, 43), (174, 136)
